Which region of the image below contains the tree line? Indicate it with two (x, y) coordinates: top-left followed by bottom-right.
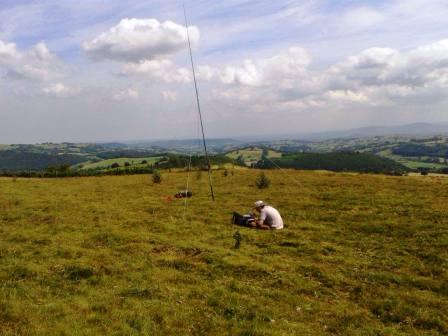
(256, 152), (409, 175)
(0, 154), (234, 178)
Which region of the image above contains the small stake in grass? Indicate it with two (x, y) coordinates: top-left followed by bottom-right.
(152, 170), (162, 184)
(255, 172), (271, 189)
(233, 230), (242, 249)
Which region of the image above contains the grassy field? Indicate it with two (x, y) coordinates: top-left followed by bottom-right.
(79, 157), (163, 170)
(0, 170), (447, 335)
(378, 149), (448, 170)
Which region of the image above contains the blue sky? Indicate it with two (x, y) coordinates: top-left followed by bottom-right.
(0, 0), (448, 143)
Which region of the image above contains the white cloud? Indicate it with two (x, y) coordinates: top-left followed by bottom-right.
(112, 88), (139, 101)
(0, 40), (64, 81)
(409, 38), (448, 66)
(119, 59), (191, 83)
(0, 40), (17, 59)
(342, 7), (385, 29)
(43, 83), (80, 97)
(212, 87), (253, 102)
(83, 18), (199, 62)
(162, 90), (177, 101)
(196, 65), (217, 81)
(209, 38), (448, 113)
(325, 90), (368, 102)
(331, 39), (448, 89)
(217, 47), (309, 87)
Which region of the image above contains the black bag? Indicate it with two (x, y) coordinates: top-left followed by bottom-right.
(175, 191), (193, 198)
(232, 212), (255, 227)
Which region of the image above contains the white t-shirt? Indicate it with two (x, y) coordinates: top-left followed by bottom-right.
(260, 206), (284, 229)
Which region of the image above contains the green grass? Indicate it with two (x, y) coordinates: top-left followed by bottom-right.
(80, 157), (163, 170)
(0, 170), (447, 335)
(377, 149), (448, 169)
(399, 160), (448, 169)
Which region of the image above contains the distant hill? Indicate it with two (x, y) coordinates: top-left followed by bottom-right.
(292, 122), (448, 141)
(234, 122), (448, 142)
(257, 152), (408, 174)
(1, 125), (447, 173)
(0, 151), (86, 171)
(125, 138), (243, 153)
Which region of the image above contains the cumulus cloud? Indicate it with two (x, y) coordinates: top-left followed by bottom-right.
(0, 41), (65, 81)
(0, 40), (17, 59)
(83, 18), (199, 62)
(217, 47), (310, 86)
(43, 83), (80, 97)
(329, 39), (448, 90)
(119, 59), (191, 83)
(207, 38), (448, 113)
(112, 88), (139, 101)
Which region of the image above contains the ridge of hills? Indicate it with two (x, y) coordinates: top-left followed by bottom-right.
(1, 122), (448, 173)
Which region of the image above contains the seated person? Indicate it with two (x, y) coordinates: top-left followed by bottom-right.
(252, 201), (284, 230)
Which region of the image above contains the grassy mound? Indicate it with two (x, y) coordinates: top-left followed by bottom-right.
(0, 170), (447, 335)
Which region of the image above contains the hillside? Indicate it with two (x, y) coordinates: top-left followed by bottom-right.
(79, 157), (163, 170)
(2, 134), (448, 173)
(0, 170), (447, 335)
(226, 147), (282, 166)
(289, 122), (448, 141)
(257, 152), (408, 174)
(0, 150), (87, 171)
(234, 136), (448, 171)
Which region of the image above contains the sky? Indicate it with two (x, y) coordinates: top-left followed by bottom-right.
(0, 0), (448, 143)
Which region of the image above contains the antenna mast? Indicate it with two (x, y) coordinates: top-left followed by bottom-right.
(183, 4), (215, 201)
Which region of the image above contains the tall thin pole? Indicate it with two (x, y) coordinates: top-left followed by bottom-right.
(183, 4), (215, 201)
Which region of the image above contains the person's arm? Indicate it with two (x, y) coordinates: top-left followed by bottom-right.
(256, 210), (270, 230)
(256, 220), (271, 230)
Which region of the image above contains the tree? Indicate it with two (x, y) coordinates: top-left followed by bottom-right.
(152, 170), (162, 184)
(261, 148), (269, 158)
(418, 167), (430, 176)
(111, 163), (120, 169)
(255, 172), (271, 189)
(236, 155), (246, 167)
(141, 160), (148, 164)
(124, 162), (131, 167)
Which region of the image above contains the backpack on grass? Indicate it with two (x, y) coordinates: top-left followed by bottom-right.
(232, 212), (255, 227)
